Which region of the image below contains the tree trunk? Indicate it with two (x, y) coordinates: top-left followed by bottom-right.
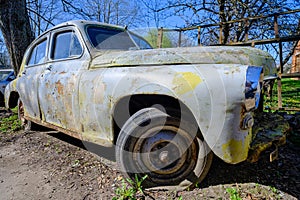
(0, 0), (34, 74)
(217, 0), (230, 44)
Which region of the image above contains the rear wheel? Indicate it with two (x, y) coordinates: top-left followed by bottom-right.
(116, 107), (212, 190)
(18, 99), (33, 131)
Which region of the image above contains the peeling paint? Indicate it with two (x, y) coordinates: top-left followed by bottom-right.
(55, 80), (64, 95)
(247, 112), (289, 162)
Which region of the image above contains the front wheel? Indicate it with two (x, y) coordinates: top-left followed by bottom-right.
(116, 107), (212, 190)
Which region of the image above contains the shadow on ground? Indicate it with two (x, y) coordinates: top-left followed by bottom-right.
(201, 140), (300, 199)
(48, 132), (116, 161)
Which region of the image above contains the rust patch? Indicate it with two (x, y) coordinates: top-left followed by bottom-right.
(25, 115), (82, 141)
(55, 80), (64, 95)
(247, 112), (289, 163)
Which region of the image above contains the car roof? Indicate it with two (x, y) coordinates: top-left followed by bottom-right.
(35, 20), (126, 41)
(0, 69), (13, 72)
(56, 20), (125, 30)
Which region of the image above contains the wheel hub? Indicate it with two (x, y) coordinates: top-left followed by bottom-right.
(159, 151), (169, 163)
(137, 129), (192, 176)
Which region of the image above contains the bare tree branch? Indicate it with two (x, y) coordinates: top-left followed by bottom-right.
(27, 7), (55, 26)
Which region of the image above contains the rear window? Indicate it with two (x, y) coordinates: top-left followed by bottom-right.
(52, 31), (83, 60)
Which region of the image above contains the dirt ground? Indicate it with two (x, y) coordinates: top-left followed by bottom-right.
(0, 108), (299, 200)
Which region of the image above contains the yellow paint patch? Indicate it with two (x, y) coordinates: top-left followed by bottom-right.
(222, 133), (252, 163)
(173, 72), (202, 95)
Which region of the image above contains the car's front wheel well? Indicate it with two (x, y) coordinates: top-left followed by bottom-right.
(112, 94), (199, 144)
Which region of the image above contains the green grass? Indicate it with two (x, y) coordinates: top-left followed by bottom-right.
(226, 187), (242, 200)
(112, 175), (148, 200)
(0, 109), (22, 134)
(264, 78), (300, 111)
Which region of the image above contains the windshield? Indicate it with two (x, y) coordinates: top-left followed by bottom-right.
(0, 71), (12, 81)
(86, 26), (152, 50)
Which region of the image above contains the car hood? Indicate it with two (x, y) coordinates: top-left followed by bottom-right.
(90, 46), (277, 78)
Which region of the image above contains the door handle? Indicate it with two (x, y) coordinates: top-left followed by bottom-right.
(47, 65), (53, 71)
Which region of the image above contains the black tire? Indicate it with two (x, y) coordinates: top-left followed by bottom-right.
(116, 107), (213, 190)
(0, 93), (4, 107)
(18, 99), (35, 131)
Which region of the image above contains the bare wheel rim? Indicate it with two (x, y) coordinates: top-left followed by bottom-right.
(130, 125), (198, 184)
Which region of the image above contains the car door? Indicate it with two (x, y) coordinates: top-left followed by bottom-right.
(17, 37), (48, 121)
(38, 27), (88, 131)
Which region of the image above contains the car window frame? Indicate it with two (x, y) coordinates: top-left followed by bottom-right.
(49, 27), (84, 62)
(26, 37), (49, 67)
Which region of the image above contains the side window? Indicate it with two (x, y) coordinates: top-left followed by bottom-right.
(27, 39), (47, 66)
(52, 31), (83, 60)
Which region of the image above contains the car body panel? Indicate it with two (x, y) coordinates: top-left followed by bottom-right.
(38, 26), (90, 130)
(0, 69), (15, 106)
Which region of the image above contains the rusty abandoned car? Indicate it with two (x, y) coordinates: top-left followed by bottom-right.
(5, 20), (279, 189)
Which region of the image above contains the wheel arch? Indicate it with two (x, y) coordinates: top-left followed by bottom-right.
(112, 94), (201, 144)
(6, 91), (19, 108)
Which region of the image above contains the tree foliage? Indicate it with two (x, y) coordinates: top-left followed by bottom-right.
(143, 0), (300, 65)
